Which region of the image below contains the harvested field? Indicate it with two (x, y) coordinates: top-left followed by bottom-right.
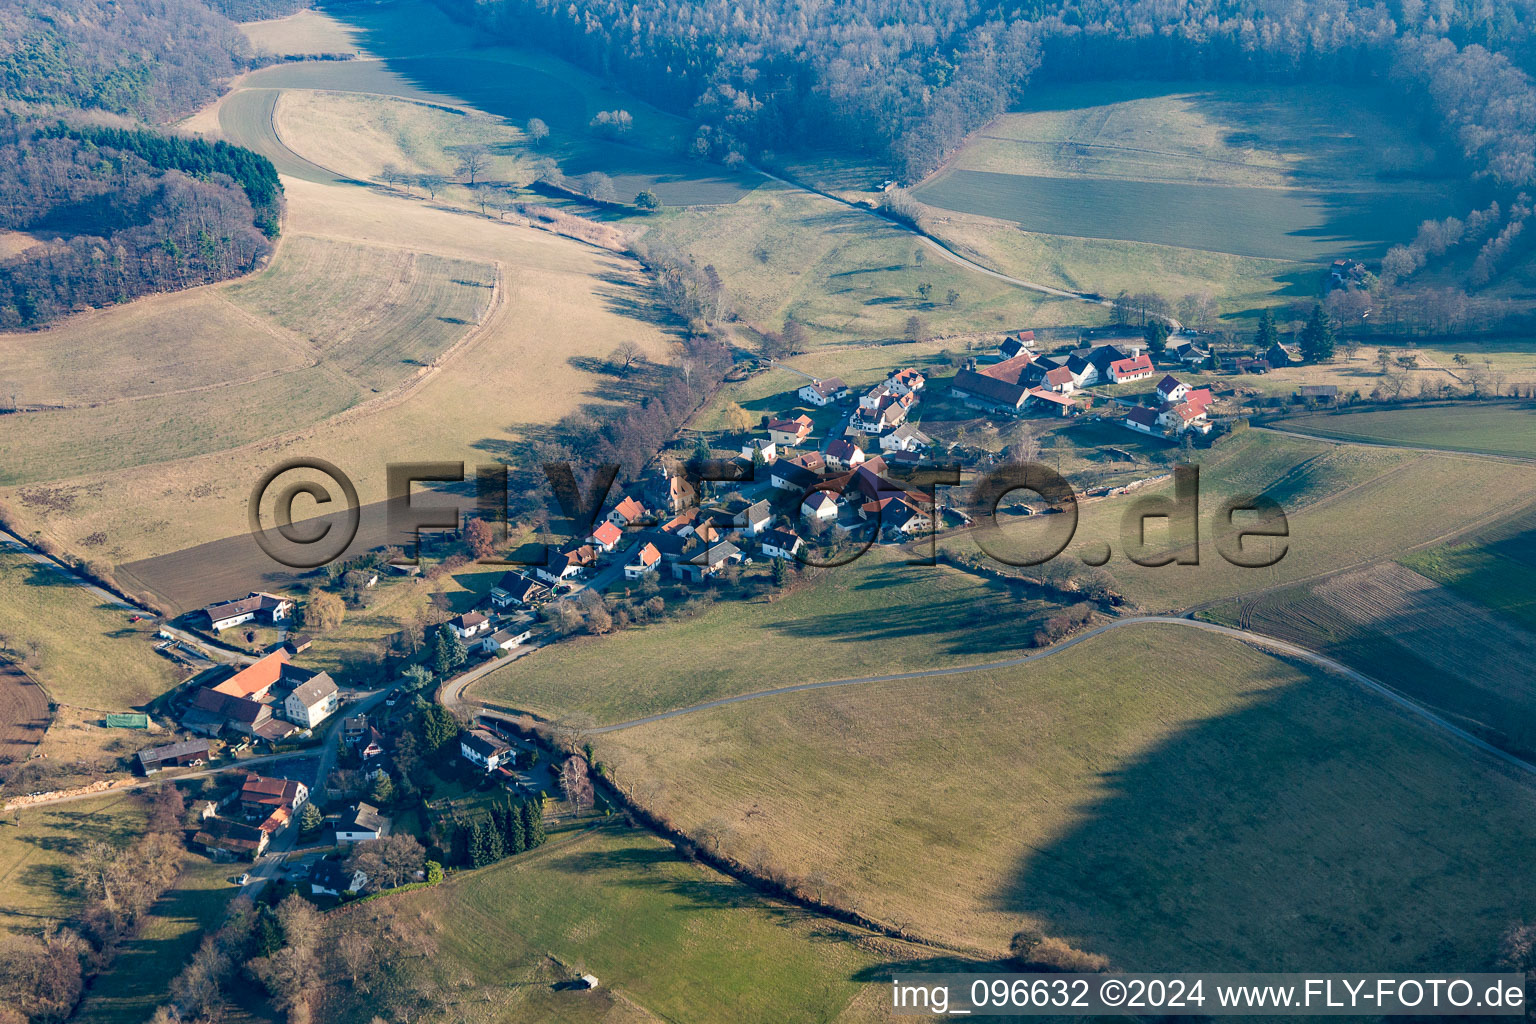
(0, 661), (49, 764)
(1212, 561), (1536, 754)
(226, 234), (497, 392)
(0, 174), (677, 566)
(0, 289), (313, 410)
(1403, 502), (1536, 631)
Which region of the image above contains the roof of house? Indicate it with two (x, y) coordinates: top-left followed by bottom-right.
(591, 520), (623, 547)
(212, 649), (290, 699)
(1156, 374), (1186, 396)
(611, 495), (645, 521)
(979, 352), (1037, 384)
(741, 499), (771, 526)
(692, 541), (741, 566)
(772, 460), (823, 491)
(761, 528), (802, 551)
(310, 859), (361, 892)
(241, 774), (304, 807)
(951, 367), (1028, 409)
(633, 541), (661, 567)
(494, 573), (548, 601)
(766, 414), (813, 433)
(341, 802), (388, 834)
(202, 591), (290, 621)
(462, 729), (512, 758)
(888, 423), (931, 444)
(1167, 400), (1208, 423)
(1127, 406), (1160, 427)
(1027, 387), (1076, 407)
(195, 817), (267, 852)
(802, 377), (847, 396)
(889, 367), (925, 388)
(451, 611), (488, 630)
(1183, 387), (1213, 409)
(802, 491), (838, 512)
(559, 544), (597, 568)
(826, 439), (863, 461)
(1111, 354), (1154, 376)
(192, 688), (268, 725)
(288, 673), (337, 708)
(1088, 345), (1128, 372)
(137, 738), (209, 765)
(1044, 366), (1074, 387)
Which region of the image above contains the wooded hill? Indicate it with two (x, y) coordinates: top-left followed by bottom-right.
(443, 0), (1536, 187)
(0, 119), (277, 328)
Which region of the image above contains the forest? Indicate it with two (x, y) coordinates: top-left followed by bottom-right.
(0, 120), (276, 328)
(443, 0), (1536, 186)
(0, 0), (251, 121)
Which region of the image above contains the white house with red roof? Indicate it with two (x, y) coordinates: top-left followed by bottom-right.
(624, 542), (662, 579)
(606, 495), (646, 528)
(1109, 353), (1155, 383)
(1042, 366), (1077, 393)
(589, 520), (624, 553)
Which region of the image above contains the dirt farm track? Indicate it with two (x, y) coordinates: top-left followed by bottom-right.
(0, 661), (50, 763)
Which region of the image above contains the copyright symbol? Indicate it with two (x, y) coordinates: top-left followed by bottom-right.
(1100, 979), (1126, 1007)
(248, 457), (360, 570)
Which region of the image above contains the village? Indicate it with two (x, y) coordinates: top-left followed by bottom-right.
(26, 320), (1339, 915)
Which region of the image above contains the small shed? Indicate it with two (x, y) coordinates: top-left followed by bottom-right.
(578, 974), (599, 990)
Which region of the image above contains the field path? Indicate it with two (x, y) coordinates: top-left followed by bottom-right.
(569, 615), (1536, 778)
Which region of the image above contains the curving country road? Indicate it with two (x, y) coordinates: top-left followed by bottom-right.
(566, 615), (1536, 777)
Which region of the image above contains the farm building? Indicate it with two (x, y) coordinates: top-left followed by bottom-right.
(135, 737), (210, 774)
(200, 592), (293, 632)
(195, 817), (268, 861)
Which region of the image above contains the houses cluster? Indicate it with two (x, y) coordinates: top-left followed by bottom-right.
(176, 646), (339, 742)
(1123, 374), (1215, 438)
(766, 450), (932, 537)
(193, 771), (310, 861)
(951, 337), (1162, 417)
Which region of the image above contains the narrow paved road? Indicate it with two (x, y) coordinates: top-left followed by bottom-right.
(580, 615), (1536, 779)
